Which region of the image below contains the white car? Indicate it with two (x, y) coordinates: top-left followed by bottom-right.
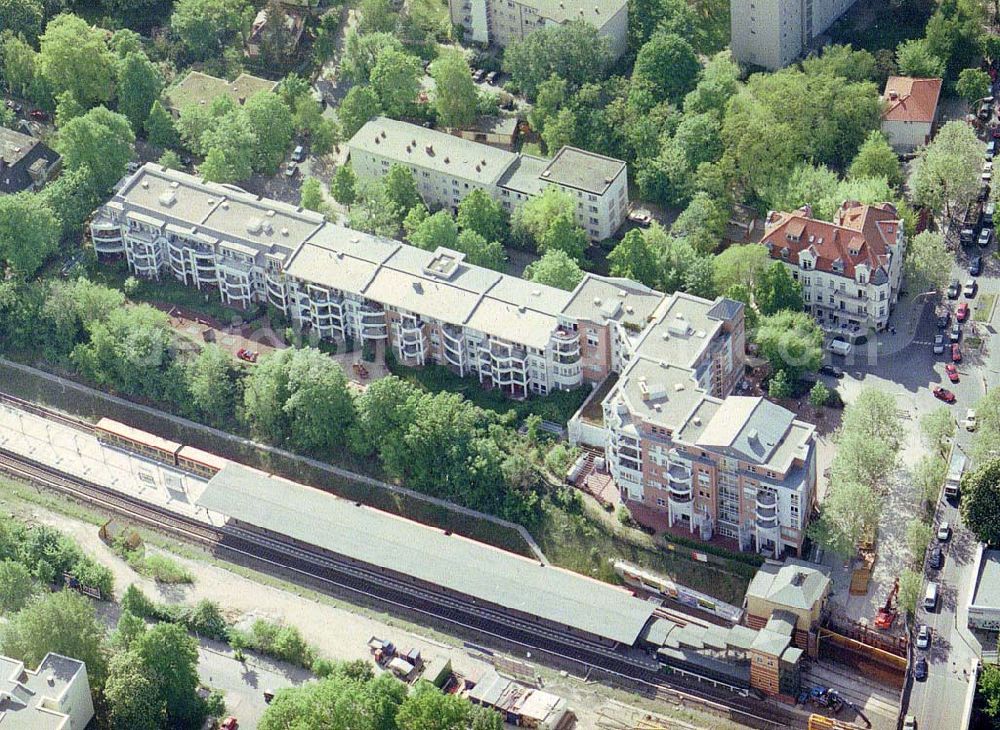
(903, 716), (917, 730)
(964, 279), (978, 297)
(916, 624), (931, 650)
(985, 161), (994, 173)
(938, 522), (951, 541)
(966, 409), (978, 431)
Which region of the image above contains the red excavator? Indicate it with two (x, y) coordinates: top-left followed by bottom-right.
(874, 578), (899, 630)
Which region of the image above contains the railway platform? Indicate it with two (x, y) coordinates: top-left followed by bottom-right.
(0, 403), (221, 526)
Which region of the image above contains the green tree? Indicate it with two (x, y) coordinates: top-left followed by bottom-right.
(56, 106), (135, 195)
(0, 0), (44, 42)
(339, 85), (382, 139)
(754, 310), (823, 381)
(523, 249), (585, 290)
(431, 50), (478, 128)
(634, 32), (700, 104)
(671, 192), (728, 254)
(809, 381), (831, 407)
(243, 91), (295, 173)
(513, 186), (575, 245)
(38, 13), (115, 106)
(331, 164), (358, 207)
(842, 387), (904, 451)
(105, 651), (165, 730)
(409, 210), (459, 251)
(921, 405), (957, 456)
(913, 454), (948, 507)
(200, 112), (257, 183)
(54, 90), (85, 128)
(171, 0), (249, 60)
(457, 188), (507, 243)
(40, 166), (102, 239)
(341, 30), (404, 85)
(455, 229), (506, 271)
(300, 177), (326, 213)
(502, 21), (612, 98)
(810, 479), (882, 556)
(116, 51), (164, 133)
(636, 138), (692, 207)
(905, 518), (934, 566)
(397, 681), (470, 730)
(0, 193), (60, 277)
(539, 212), (587, 260)
(186, 344), (237, 425)
(754, 262), (803, 315)
(608, 229), (660, 287)
(910, 120), (983, 217)
(0, 590), (109, 689)
(712, 244), (770, 297)
(541, 108), (577, 153)
(674, 112), (724, 170)
(956, 68), (991, 107)
(961, 458), (1000, 545)
(896, 38), (945, 78)
(130, 622), (206, 727)
(158, 149), (182, 170)
(897, 568), (923, 616)
(383, 164), (423, 219)
(0, 560), (35, 613)
(370, 48), (422, 118)
(849, 131), (903, 188)
(0, 34), (49, 105)
(981, 664), (1000, 719)
(768, 368), (793, 399)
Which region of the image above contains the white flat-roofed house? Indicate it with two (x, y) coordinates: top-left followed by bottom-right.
(347, 117), (628, 241)
(0, 653), (95, 730)
(449, 0), (628, 59)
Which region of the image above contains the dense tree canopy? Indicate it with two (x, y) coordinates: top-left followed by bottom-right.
(910, 120), (984, 217)
(0, 193), (60, 277)
(961, 459), (1000, 545)
(431, 50), (478, 128)
(56, 106), (135, 195)
(633, 33), (701, 105)
(116, 51), (164, 133)
(170, 0), (249, 60)
(503, 21), (611, 98)
(39, 13), (115, 107)
(523, 249), (585, 291)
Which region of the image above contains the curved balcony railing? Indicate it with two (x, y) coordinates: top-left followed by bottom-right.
(359, 307), (388, 340)
(755, 492), (779, 529)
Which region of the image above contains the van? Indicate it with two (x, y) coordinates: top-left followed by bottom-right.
(827, 340), (852, 357)
(986, 201), (995, 227)
(924, 581), (939, 611)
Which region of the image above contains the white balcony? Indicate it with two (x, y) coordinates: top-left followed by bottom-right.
(358, 306), (388, 340)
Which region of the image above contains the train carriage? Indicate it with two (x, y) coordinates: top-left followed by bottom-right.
(176, 445), (229, 479)
(94, 418), (182, 466)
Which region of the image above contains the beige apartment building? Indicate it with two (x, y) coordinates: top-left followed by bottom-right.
(347, 117), (629, 241)
(0, 653), (95, 729)
(449, 0), (628, 59)
(761, 201), (906, 334)
(730, 0), (859, 70)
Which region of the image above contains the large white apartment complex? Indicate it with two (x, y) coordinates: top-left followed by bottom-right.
(730, 0), (858, 69)
(0, 653), (95, 730)
(91, 164), (646, 397)
(761, 201), (906, 333)
(347, 117), (629, 241)
(449, 0), (628, 59)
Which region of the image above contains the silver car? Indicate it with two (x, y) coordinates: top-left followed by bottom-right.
(916, 624), (931, 650)
(933, 334), (945, 354)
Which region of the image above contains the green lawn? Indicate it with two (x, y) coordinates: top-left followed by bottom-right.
(387, 358), (591, 425)
(974, 293), (996, 324)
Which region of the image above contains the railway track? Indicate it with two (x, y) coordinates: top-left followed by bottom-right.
(0, 441), (802, 729)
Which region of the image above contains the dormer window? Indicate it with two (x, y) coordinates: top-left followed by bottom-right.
(781, 248), (789, 259)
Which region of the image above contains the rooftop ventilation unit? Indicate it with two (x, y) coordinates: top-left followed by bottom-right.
(266, 209), (275, 217)
(158, 190), (177, 207)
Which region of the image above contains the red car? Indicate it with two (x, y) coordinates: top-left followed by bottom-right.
(221, 719), (239, 730)
(946, 364), (960, 382)
(28, 109), (48, 121)
(236, 347), (258, 363)
(952, 343), (962, 362)
(933, 386), (956, 403)
(957, 302), (970, 322)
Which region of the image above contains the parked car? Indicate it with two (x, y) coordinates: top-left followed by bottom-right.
(485, 71), (499, 85)
(950, 322), (962, 342)
(916, 625), (932, 650)
(472, 69), (485, 82)
(914, 657), (929, 681)
(985, 161), (994, 174)
(957, 301), (970, 321)
(937, 522), (951, 541)
(28, 109), (47, 121)
(903, 715), (917, 730)
(970, 256), (983, 276)
(819, 364), (844, 378)
(986, 201), (996, 226)
(929, 546), (944, 570)
(936, 312), (950, 328)
(980, 228), (993, 248)
(236, 347), (258, 363)
(966, 409), (978, 431)
(627, 209), (653, 227)
(284, 162), (297, 177)
(952, 343), (963, 362)
(989, 140), (998, 159)
(933, 386), (956, 403)
(946, 363), (960, 382)
(947, 279), (961, 299)
(933, 334), (945, 354)
(964, 279), (978, 297)
(979, 184), (991, 203)
(291, 145), (305, 162)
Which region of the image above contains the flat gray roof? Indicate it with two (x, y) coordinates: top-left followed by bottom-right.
(497, 154), (549, 197)
(197, 463), (656, 645)
(973, 549), (1000, 607)
(561, 274), (664, 329)
(541, 147), (626, 196)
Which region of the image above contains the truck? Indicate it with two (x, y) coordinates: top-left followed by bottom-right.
(959, 202), (983, 246)
(944, 444), (967, 500)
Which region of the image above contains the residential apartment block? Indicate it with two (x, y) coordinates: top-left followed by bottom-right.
(449, 0), (628, 59)
(347, 117), (628, 241)
(90, 164), (644, 397)
(730, 0), (858, 70)
(761, 201), (906, 333)
(0, 653), (95, 729)
(570, 290), (817, 558)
